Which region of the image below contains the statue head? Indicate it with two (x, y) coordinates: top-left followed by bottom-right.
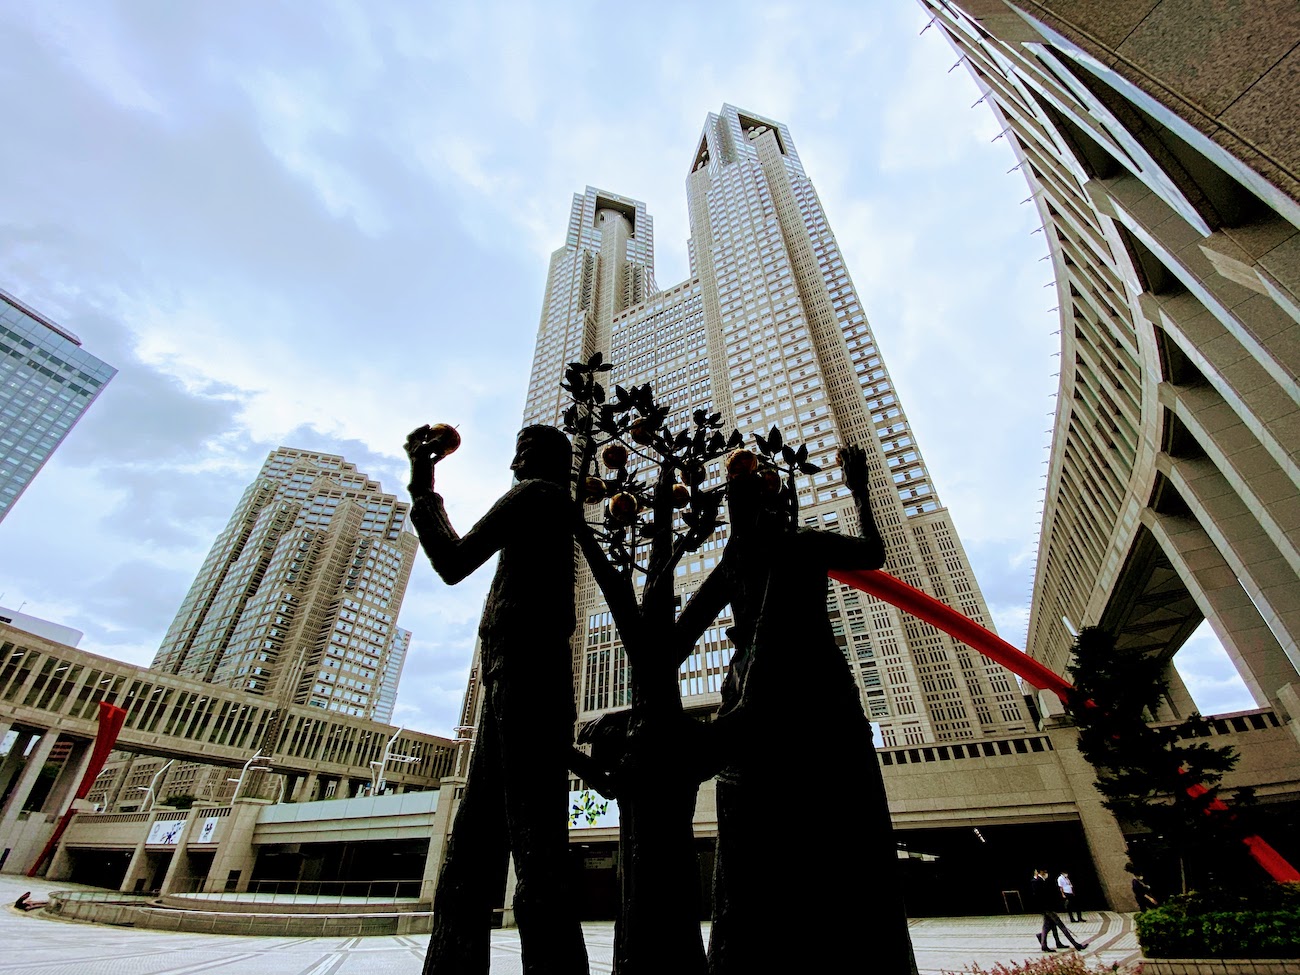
(511, 425), (572, 485)
(725, 455), (794, 536)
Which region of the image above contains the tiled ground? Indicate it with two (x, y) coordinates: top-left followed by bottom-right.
(2, 875), (1142, 974)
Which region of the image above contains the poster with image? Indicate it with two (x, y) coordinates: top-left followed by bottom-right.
(567, 789), (618, 829)
(147, 819), (185, 845)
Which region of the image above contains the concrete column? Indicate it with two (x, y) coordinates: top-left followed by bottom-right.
(0, 731), (33, 804)
(159, 809), (205, 894)
(1158, 661), (1200, 721)
(151, 761), (177, 807)
(1143, 506), (1298, 708)
(103, 759), (134, 812)
(0, 731), (58, 828)
(1043, 716), (1137, 912)
(295, 773), (319, 803)
(420, 780), (461, 904)
(26, 739), (96, 878)
(204, 800), (269, 893)
(501, 856), (518, 930)
(0, 720), (12, 744)
(1278, 683), (1300, 751)
(45, 831), (75, 881)
(120, 812), (159, 893)
(44, 738), (92, 818)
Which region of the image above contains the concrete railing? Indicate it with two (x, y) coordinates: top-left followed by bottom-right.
(44, 886), (435, 936)
(46, 889), (158, 926)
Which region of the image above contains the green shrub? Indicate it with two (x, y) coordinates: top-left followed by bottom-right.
(1136, 883), (1300, 958)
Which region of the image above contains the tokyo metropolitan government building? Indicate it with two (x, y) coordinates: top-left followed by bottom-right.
(521, 105), (1029, 747)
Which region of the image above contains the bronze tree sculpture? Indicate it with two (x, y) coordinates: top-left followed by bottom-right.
(562, 354), (893, 973)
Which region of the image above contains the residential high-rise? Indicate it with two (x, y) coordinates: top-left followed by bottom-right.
(522, 105), (1030, 746)
(152, 448), (418, 720)
(0, 288), (116, 523)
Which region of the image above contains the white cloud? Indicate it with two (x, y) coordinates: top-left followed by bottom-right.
(1173, 621), (1256, 716)
(0, 1), (1255, 739)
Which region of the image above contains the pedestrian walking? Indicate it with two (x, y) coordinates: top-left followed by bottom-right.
(1031, 868), (1088, 952)
(1057, 871), (1083, 923)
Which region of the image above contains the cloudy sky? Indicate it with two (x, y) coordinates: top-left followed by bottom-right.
(0, 1), (1252, 738)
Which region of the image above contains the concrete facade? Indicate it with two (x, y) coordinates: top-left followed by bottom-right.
(920, 2), (1300, 735)
(918, 0), (1300, 908)
(0, 626), (457, 876)
(24, 708), (1295, 918)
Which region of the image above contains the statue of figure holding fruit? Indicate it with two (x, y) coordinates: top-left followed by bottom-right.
(405, 423), (589, 975)
(676, 443), (918, 975)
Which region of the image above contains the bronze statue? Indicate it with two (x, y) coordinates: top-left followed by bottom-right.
(677, 444), (918, 974)
(406, 423), (588, 975)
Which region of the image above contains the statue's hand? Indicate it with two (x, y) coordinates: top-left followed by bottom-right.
(405, 425), (438, 494)
(838, 444), (869, 498)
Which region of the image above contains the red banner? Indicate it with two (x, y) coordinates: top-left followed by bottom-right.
(27, 701), (128, 877)
(830, 567), (1300, 884)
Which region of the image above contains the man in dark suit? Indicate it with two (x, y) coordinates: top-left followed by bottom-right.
(1031, 868), (1088, 952)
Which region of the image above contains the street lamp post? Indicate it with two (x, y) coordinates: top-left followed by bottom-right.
(231, 752), (271, 802)
(370, 728), (418, 795)
(138, 759), (174, 812)
(453, 724), (476, 778)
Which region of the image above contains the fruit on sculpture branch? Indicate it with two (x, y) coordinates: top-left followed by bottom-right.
(629, 418), (656, 446)
(582, 476), (608, 504)
(725, 448), (758, 479)
(671, 484), (691, 509)
(602, 442), (629, 469)
(426, 423), (461, 458)
(760, 468), (782, 494)
(608, 492), (638, 524)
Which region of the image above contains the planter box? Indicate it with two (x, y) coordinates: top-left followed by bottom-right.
(1141, 960), (1300, 974)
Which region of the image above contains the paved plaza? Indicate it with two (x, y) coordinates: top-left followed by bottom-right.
(2, 876), (1143, 973)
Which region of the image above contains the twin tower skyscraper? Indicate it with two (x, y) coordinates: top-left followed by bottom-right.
(155, 105), (1027, 750)
(523, 105), (1029, 747)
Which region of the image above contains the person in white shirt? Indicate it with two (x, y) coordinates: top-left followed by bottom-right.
(1057, 871), (1084, 923)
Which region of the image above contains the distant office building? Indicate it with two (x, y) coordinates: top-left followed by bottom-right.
(0, 289), (115, 522)
(152, 448), (418, 719)
(372, 626), (410, 725)
(0, 605), (82, 647)
(923, 1), (1300, 723)
(522, 107), (1030, 745)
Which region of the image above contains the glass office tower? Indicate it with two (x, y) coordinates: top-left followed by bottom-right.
(0, 288), (116, 522)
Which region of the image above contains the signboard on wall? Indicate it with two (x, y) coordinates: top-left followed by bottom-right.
(196, 817), (219, 844)
(568, 789), (618, 829)
(146, 819), (185, 845)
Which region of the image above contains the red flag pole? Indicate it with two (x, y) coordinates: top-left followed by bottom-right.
(27, 701), (129, 877)
(830, 567), (1300, 884)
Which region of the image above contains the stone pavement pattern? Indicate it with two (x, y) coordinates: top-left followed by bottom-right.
(1, 876), (1142, 973)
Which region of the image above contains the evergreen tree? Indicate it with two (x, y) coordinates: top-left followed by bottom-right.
(1065, 626), (1259, 894)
